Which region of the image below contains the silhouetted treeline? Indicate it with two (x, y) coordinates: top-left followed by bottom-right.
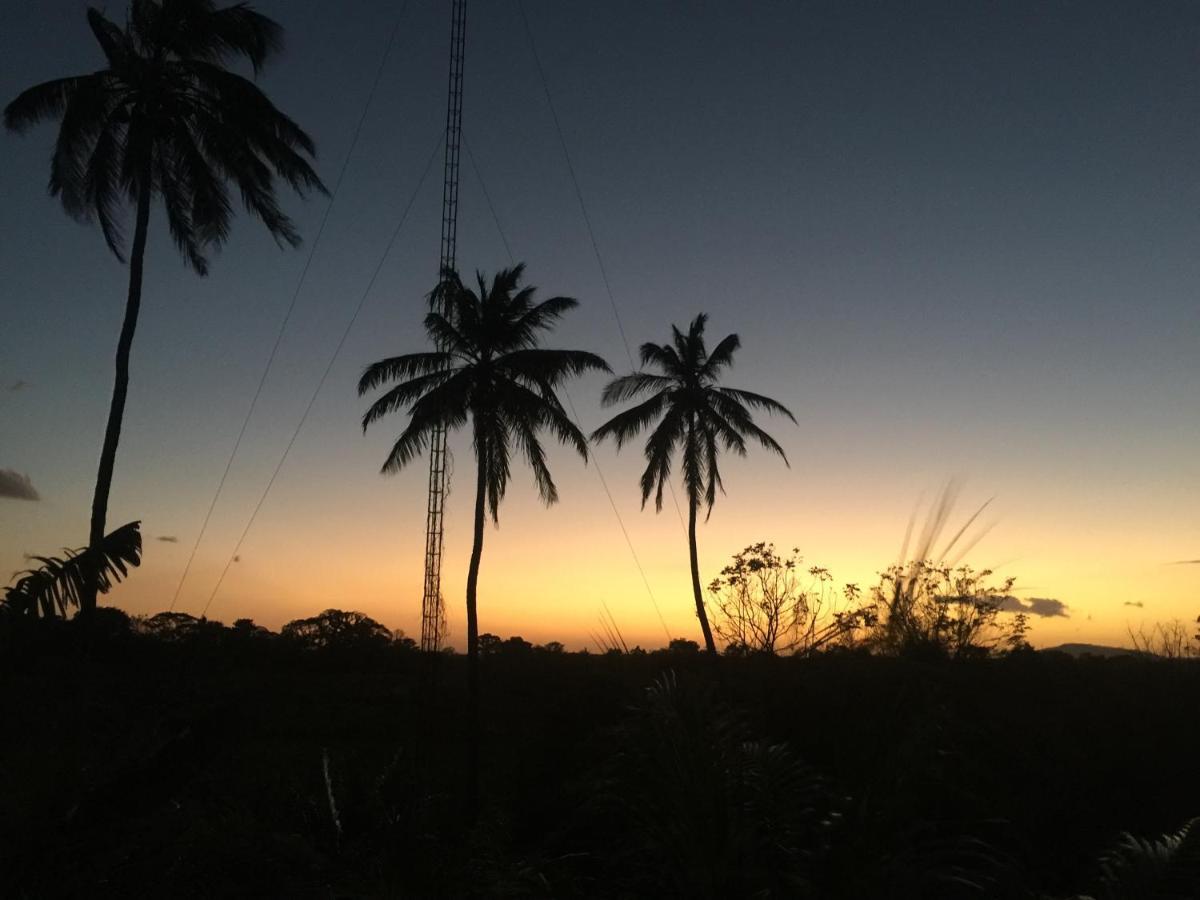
(3, 611), (1200, 898)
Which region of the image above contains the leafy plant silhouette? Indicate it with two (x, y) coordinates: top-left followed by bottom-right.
(593, 314), (795, 653)
(358, 264), (609, 812)
(593, 672), (833, 897)
(1071, 818), (1200, 900)
(3, 521), (142, 619)
(4, 0), (324, 612)
(867, 484), (1028, 659)
(707, 542), (875, 656)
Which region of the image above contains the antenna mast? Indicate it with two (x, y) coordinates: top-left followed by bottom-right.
(421, 0), (466, 652)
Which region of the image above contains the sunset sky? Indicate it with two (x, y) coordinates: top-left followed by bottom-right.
(1, 0), (1196, 650)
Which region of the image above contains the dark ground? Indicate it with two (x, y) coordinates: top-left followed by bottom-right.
(3, 622), (1198, 898)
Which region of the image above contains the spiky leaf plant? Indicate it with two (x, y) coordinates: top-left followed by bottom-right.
(3, 521), (142, 618)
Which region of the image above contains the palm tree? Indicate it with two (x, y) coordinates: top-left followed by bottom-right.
(4, 1), (325, 613)
(358, 264), (609, 808)
(592, 314), (795, 654)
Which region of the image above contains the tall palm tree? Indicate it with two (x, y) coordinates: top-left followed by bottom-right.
(593, 314), (795, 654)
(358, 264), (609, 808)
(4, 1), (325, 613)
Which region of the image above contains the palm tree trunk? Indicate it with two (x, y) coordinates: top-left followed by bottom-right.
(689, 496), (717, 654)
(82, 179), (152, 615)
(464, 449), (487, 816)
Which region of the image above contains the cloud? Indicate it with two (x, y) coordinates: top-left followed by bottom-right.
(0, 469), (40, 501)
(1170, 559), (1200, 565)
(156, 535), (179, 543)
(997, 595), (1070, 618)
(1123, 600), (1144, 608)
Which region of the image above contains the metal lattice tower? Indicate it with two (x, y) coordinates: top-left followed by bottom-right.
(421, 0), (467, 652)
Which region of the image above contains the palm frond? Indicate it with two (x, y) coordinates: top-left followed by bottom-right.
(600, 372), (675, 405)
(3, 522), (142, 619)
(357, 352), (452, 396)
(511, 413), (558, 505)
(501, 379), (591, 460)
(83, 117), (129, 259)
(193, 2), (285, 72)
(707, 390), (790, 462)
(700, 332), (741, 377)
(86, 8), (133, 69)
(638, 407), (685, 510)
(380, 394), (469, 475)
(371, 369), (472, 456)
(498, 348), (611, 386)
(358, 370), (457, 431)
(591, 390), (670, 448)
(639, 341), (681, 374)
(505, 296), (580, 349)
(1089, 817), (1200, 900)
(3, 76), (89, 134)
(715, 386), (797, 422)
(49, 73), (119, 220)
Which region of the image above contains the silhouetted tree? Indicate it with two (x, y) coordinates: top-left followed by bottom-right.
(478, 633), (503, 657)
(281, 609), (390, 651)
(500, 635), (533, 655)
(1128, 619), (1199, 659)
(593, 314), (795, 654)
(357, 264), (609, 811)
(230, 617), (272, 643)
(707, 543), (874, 655)
(866, 485), (1029, 659)
(136, 610), (225, 642)
(869, 563), (1028, 659)
(392, 630), (418, 651)
(4, 1), (324, 612)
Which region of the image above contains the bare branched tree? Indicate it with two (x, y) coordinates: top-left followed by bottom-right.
(1128, 619), (1199, 659)
(707, 543), (873, 655)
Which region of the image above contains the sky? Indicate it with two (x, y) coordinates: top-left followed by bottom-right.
(1, 0), (1197, 650)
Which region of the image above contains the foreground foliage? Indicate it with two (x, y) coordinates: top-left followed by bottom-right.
(3, 615), (1199, 898)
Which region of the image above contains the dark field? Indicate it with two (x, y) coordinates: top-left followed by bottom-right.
(4, 623), (1198, 898)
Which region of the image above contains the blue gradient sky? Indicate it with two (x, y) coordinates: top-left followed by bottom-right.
(1, 1), (1197, 648)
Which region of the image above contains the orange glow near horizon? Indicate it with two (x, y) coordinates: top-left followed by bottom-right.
(94, 462), (1198, 653)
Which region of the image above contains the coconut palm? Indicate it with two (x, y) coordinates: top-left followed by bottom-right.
(4, 1), (325, 612)
(358, 264), (609, 808)
(592, 314), (795, 654)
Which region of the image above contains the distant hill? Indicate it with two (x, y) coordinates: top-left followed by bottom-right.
(1040, 643), (1140, 658)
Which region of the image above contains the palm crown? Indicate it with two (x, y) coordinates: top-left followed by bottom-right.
(358, 265), (611, 520)
(3, 0), (326, 274)
(359, 264), (608, 811)
(593, 313), (795, 516)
